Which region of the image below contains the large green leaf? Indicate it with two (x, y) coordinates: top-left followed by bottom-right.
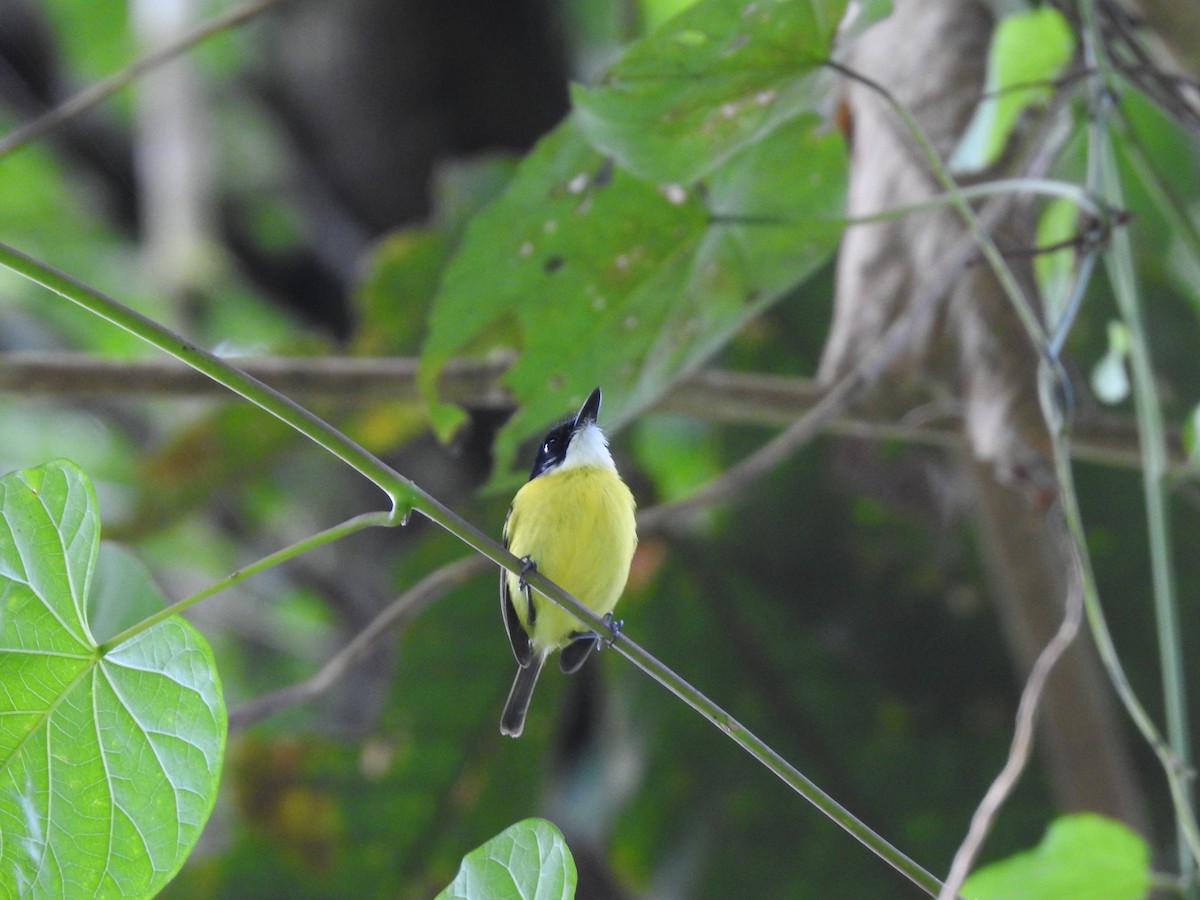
(962, 814), (1150, 900)
(573, 0), (847, 182)
(419, 113), (844, 474)
(436, 818), (576, 900)
(418, 0), (847, 474)
(0, 460), (225, 899)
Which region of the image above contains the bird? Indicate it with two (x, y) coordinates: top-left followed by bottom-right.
(499, 387), (638, 737)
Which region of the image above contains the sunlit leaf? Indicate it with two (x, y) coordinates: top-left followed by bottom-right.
(962, 814), (1150, 900)
(87, 542), (167, 645)
(1035, 197), (1081, 329)
(0, 460), (225, 899)
(952, 6), (1074, 171)
(436, 818), (576, 900)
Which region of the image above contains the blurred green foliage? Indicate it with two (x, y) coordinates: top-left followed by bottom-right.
(0, 0), (1198, 897)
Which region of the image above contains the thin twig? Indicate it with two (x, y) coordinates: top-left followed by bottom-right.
(0, 236), (956, 895)
(0, 349), (513, 404)
(0, 0), (291, 160)
(222, 542), (948, 895)
(1081, 1), (1198, 885)
(0, 352), (1169, 470)
(938, 575), (1084, 898)
(825, 59), (1051, 355)
(641, 191), (1031, 533)
(825, 48), (1109, 892)
(229, 555), (487, 729)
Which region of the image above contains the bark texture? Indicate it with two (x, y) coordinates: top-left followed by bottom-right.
(823, 0), (1148, 833)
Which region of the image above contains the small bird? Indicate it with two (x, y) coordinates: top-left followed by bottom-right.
(499, 387), (638, 737)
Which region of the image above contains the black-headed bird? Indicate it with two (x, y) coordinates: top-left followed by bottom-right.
(499, 387), (637, 737)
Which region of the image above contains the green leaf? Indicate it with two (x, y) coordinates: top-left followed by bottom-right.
(355, 155), (519, 356)
(1035, 196), (1080, 329)
(962, 814), (1150, 900)
(419, 113), (844, 474)
(436, 818), (576, 900)
(0, 460), (225, 899)
(87, 542), (167, 645)
(639, 0), (702, 33)
(573, 0), (847, 183)
(356, 229), (451, 356)
(419, 0), (849, 468)
(952, 6), (1074, 171)
(1184, 402), (1200, 468)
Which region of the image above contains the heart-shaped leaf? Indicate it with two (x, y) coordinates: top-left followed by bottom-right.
(0, 460), (225, 899)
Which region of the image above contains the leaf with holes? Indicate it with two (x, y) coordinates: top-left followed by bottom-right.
(417, 0), (848, 473)
(573, 0), (847, 183)
(0, 459), (225, 899)
(419, 113), (844, 476)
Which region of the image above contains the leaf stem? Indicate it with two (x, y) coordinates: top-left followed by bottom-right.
(96, 512), (392, 653)
(825, 59), (1049, 354)
(840, 176), (1103, 228)
(1051, 404), (1200, 867)
(1079, 1), (1197, 884)
(0, 241), (417, 520)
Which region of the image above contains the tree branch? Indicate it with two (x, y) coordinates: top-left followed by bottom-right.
(229, 554), (487, 730)
(0, 350), (1172, 471)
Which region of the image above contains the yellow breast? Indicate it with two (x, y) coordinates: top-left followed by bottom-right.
(504, 465), (637, 652)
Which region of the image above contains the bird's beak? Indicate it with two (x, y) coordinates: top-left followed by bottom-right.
(575, 387), (602, 427)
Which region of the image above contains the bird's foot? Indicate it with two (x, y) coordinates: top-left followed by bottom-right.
(598, 613), (623, 650)
(517, 556), (537, 592)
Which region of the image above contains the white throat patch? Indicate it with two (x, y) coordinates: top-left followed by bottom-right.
(561, 422), (616, 471)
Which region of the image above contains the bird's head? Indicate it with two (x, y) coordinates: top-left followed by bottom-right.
(527, 387), (614, 479)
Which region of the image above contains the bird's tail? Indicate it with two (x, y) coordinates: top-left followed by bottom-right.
(500, 653), (547, 738)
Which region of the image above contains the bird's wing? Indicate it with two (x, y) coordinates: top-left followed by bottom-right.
(501, 504), (534, 667)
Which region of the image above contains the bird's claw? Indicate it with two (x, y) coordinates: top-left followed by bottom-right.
(517, 556), (537, 592)
(598, 613), (623, 650)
